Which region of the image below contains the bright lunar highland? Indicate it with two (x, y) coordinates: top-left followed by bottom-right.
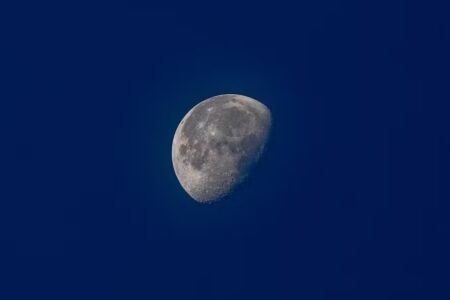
(172, 94), (272, 203)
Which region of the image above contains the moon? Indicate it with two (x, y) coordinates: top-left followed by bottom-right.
(172, 94), (272, 203)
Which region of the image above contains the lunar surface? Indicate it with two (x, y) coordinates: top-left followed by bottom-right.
(172, 94), (272, 203)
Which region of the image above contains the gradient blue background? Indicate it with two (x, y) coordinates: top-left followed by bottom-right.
(4, 1), (450, 299)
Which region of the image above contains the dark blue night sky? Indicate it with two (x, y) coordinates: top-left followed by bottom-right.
(4, 1), (450, 299)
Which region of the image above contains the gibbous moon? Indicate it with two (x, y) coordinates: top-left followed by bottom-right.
(172, 94), (272, 203)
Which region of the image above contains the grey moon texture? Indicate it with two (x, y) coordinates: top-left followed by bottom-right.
(172, 94), (272, 203)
